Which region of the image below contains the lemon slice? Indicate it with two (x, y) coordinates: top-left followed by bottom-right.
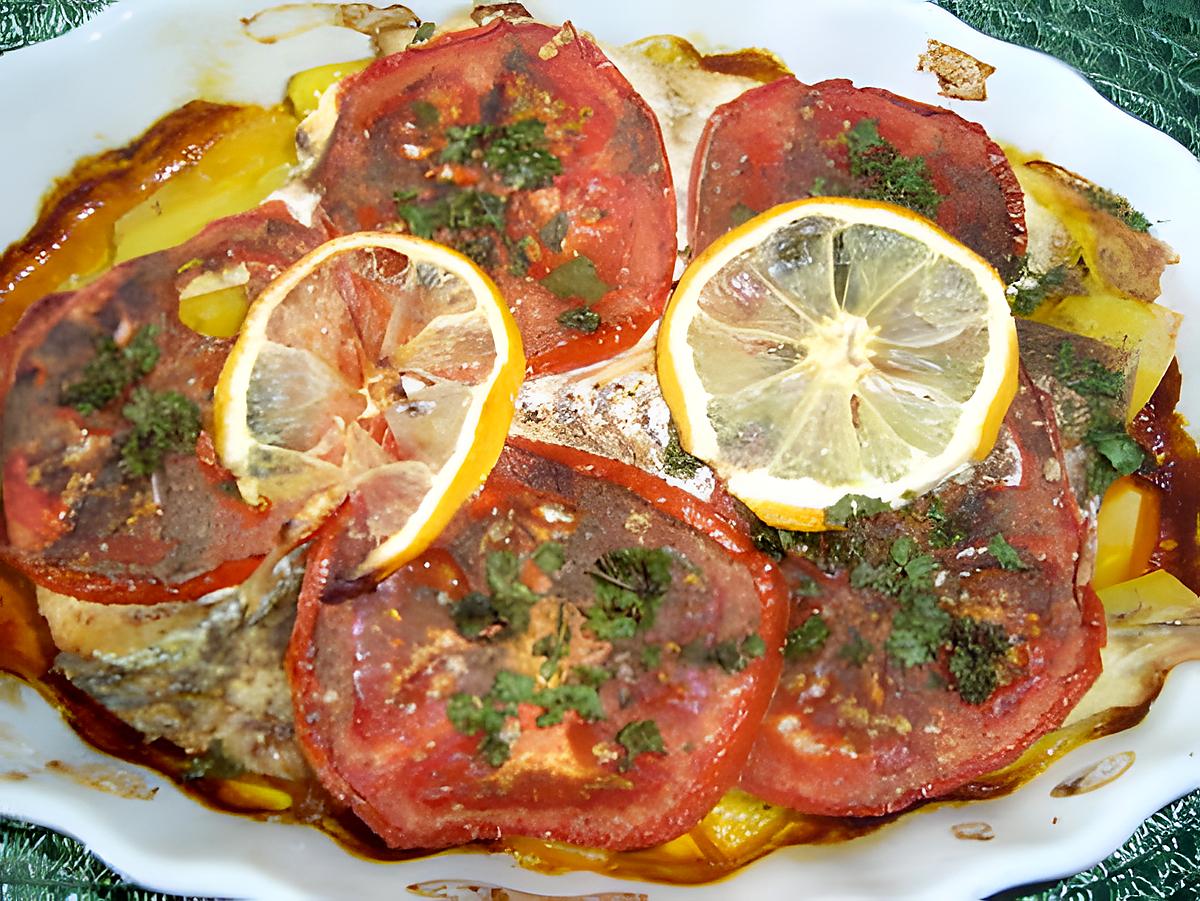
(215, 232), (524, 580)
(658, 198), (1017, 530)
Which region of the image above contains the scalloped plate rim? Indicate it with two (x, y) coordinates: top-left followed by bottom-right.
(0, 1), (1197, 898)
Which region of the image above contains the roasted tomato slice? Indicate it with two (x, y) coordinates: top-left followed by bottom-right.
(739, 372), (1105, 815)
(308, 20), (677, 377)
(0, 202), (327, 604)
(289, 438), (787, 850)
(689, 77), (1026, 279)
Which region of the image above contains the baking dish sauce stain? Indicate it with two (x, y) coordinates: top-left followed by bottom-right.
(0, 85), (1199, 886)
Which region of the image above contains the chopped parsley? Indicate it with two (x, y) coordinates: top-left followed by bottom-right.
(585, 547), (673, 640)
(1082, 183), (1151, 232)
(447, 669), (605, 767)
(886, 591), (951, 668)
(507, 235), (538, 277)
(450, 549), (539, 640)
(616, 719), (665, 771)
(838, 629), (874, 667)
(661, 428), (704, 479)
(926, 497), (966, 549)
(824, 493), (891, 527)
(784, 614), (830, 661)
(532, 603), (571, 680)
(948, 616), (1011, 704)
(532, 683), (604, 728)
(850, 536), (936, 601)
(570, 664), (612, 688)
(440, 119), (562, 190)
(60, 324), (161, 414)
(845, 119), (942, 219)
(1053, 341), (1146, 495)
(988, 533), (1029, 571)
(682, 632), (765, 674)
(749, 518), (805, 560)
(640, 645), (662, 669)
(446, 671), (535, 767)
(531, 541), (566, 574)
(119, 388), (201, 477)
(539, 211), (569, 252)
(409, 21), (436, 44)
(542, 254), (611, 303)
(394, 187), (507, 240)
(791, 574), (822, 598)
(1055, 342), (1125, 398)
(411, 99), (439, 128)
(1009, 264), (1067, 317)
(556, 306), (601, 334)
(1086, 422), (1146, 494)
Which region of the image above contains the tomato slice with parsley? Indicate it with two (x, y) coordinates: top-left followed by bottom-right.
(308, 19), (677, 377)
(689, 77), (1027, 279)
(738, 372), (1105, 816)
(0, 202), (327, 604)
(289, 438), (787, 850)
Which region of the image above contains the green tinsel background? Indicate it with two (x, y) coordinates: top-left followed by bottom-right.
(0, 0), (1197, 898)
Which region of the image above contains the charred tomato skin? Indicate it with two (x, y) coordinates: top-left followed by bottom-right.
(289, 438), (788, 850)
(0, 201), (328, 604)
(689, 77), (1026, 280)
(308, 20), (677, 376)
(738, 374), (1106, 816)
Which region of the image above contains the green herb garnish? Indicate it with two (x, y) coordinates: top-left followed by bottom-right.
(885, 591), (952, 667)
(838, 629), (874, 667)
(1082, 184), (1151, 232)
(784, 614), (830, 661)
(119, 388), (201, 477)
(60, 324), (161, 414)
(845, 119), (942, 219)
(1055, 342), (1125, 398)
(662, 428), (704, 479)
(542, 254), (611, 303)
(825, 493), (891, 527)
(556, 306), (601, 334)
(446, 670), (536, 767)
(440, 119), (562, 190)
(447, 670), (607, 767)
(681, 632), (765, 674)
(410, 21), (436, 44)
(395, 187), (507, 240)
(531, 541), (566, 574)
(531, 683), (604, 728)
(532, 603), (571, 680)
(988, 533), (1029, 571)
(585, 547), (673, 640)
(948, 616), (1011, 704)
(411, 99), (439, 128)
(616, 719), (665, 771)
(539, 211), (569, 252)
(1053, 342), (1146, 494)
(570, 664), (612, 688)
(450, 549), (540, 640)
(1010, 264), (1067, 316)
(927, 497), (966, 549)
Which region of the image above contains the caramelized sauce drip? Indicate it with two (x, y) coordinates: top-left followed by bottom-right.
(0, 101), (251, 335)
(0, 61), (1197, 889)
(1133, 360), (1200, 592)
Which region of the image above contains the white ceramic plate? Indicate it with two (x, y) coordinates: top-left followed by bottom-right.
(1, 1), (1198, 898)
